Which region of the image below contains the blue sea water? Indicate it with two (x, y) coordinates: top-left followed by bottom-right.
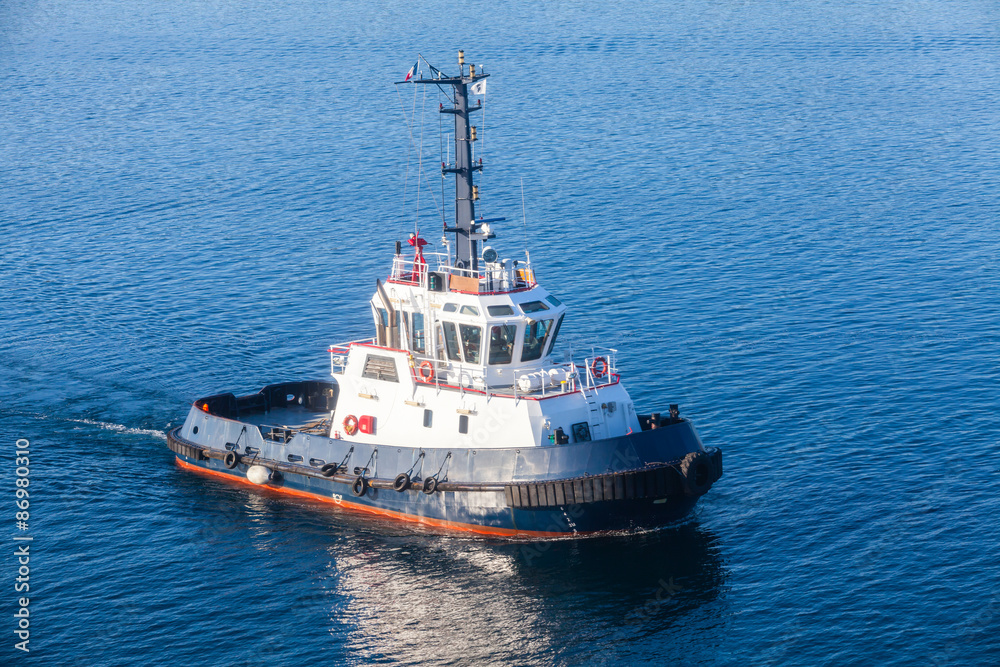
(2, 0), (1000, 664)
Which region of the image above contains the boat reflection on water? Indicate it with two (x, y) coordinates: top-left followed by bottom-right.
(231, 495), (728, 665)
(173, 467), (725, 665)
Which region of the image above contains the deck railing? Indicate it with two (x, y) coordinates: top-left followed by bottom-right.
(328, 338), (375, 375)
(389, 252), (536, 293)
(328, 339), (619, 398)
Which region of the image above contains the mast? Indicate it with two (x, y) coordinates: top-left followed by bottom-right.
(413, 50), (488, 272)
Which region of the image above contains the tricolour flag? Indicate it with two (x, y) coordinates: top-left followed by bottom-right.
(404, 61), (418, 82)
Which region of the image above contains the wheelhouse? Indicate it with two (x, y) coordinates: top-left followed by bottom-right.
(372, 249), (569, 390)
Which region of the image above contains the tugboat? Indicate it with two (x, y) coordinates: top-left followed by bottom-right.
(166, 51), (722, 538)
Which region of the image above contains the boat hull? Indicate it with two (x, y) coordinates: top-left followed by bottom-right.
(167, 416), (719, 539)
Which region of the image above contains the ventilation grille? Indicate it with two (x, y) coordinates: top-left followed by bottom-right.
(362, 355), (398, 382)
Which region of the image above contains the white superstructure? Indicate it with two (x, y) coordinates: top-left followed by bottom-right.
(328, 249), (640, 450)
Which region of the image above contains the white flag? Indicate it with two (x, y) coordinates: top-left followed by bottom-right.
(470, 78), (487, 96)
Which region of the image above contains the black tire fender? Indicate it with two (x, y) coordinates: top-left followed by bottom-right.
(680, 451), (713, 497)
(224, 451), (240, 469)
(422, 476), (438, 494)
(351, 475), (368, 497)
(393, 473), (411, 492)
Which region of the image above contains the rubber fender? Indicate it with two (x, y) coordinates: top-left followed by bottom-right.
(393, 473), (411, 492)
(246, 465), (271, 485)
(707, 447), (723, 481)
(680, 451), (713, 497)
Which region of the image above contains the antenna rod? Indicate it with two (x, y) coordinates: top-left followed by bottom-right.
(520, 178), (530, 264)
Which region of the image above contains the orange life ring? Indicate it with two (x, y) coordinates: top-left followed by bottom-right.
(343, 415), (359, 436)
(591, 357), (609, 379)
(418, 360), (435, 382)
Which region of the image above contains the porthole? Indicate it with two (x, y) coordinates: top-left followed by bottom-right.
(192, 426), (199, 434)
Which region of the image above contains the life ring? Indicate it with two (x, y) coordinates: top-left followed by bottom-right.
(224, 451), (240, 469)
(590, 356), (609, 379)
(343, 415), (359, 436)
(351, 475), (368, 497)
(679, 451), (713, 497)
(393, 472), (411, 492)
(418, 360), (435, 382)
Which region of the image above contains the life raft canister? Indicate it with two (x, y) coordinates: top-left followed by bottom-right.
(590, 356), (609, 379)
(418, 360), (435, 382)
(343, 415), (359, 436)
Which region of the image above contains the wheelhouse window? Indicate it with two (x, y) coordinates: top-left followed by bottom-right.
(488, 324), (518, 365)
(459, 324), (482, 364)
(459, 305), (480, 316)
(410, 312), (425, 353)
(521, 319), (553, 362)
(546, 314), (565, 356)
(487, 305), (515, 316)
(443, 303), (458, 312)
(545, 295), (562, 306)
(442, 322), (462, 361)
(519, 300), (549, 314)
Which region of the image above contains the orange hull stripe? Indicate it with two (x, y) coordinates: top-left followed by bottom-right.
(174, 457), (572, 538)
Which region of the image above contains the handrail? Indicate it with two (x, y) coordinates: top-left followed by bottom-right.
(388, 252), (536, 293)
(329, 339), (618, 396)
(328, 338), (376, 375)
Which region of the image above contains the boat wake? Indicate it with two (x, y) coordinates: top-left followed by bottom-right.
(71, 418), (167, 440)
